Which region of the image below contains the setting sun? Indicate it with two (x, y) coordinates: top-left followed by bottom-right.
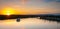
(1, 7), (16, 15)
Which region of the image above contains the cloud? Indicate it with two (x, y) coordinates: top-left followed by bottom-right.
(43, 0), (60, 2)
(56, 0), (60, 2)
(0, 0), (60, 14)
(43, 0), (54, 2)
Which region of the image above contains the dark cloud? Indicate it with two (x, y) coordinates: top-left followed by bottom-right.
(43, 0), (54, 2)
(43, 0), (60, 2)
(56, 0), (60, 2)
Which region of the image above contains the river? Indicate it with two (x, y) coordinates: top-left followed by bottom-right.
(0, 18), (59, 29)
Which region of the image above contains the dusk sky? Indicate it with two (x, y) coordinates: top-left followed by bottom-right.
(0, 0), (60, 29)
(0, 0), (60, 15)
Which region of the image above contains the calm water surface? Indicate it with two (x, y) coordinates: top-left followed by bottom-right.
(0, 18), (59, 29)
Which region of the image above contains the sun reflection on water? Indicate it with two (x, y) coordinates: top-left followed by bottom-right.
(0, 18), (57, 29)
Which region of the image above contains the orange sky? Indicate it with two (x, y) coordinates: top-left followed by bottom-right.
(0, 0), (60, 15)
(0, 6), (59, 15)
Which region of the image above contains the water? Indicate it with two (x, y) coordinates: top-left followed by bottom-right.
(0, 18), (59, 29)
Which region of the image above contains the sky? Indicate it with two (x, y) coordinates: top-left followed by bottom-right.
(0, 0), (60, 15)
(0, 0), (59, 29)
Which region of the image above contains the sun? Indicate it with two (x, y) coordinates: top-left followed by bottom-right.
(1, 7), (15, 15)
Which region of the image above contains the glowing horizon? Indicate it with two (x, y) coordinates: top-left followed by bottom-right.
(1, 7), (16, 15)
